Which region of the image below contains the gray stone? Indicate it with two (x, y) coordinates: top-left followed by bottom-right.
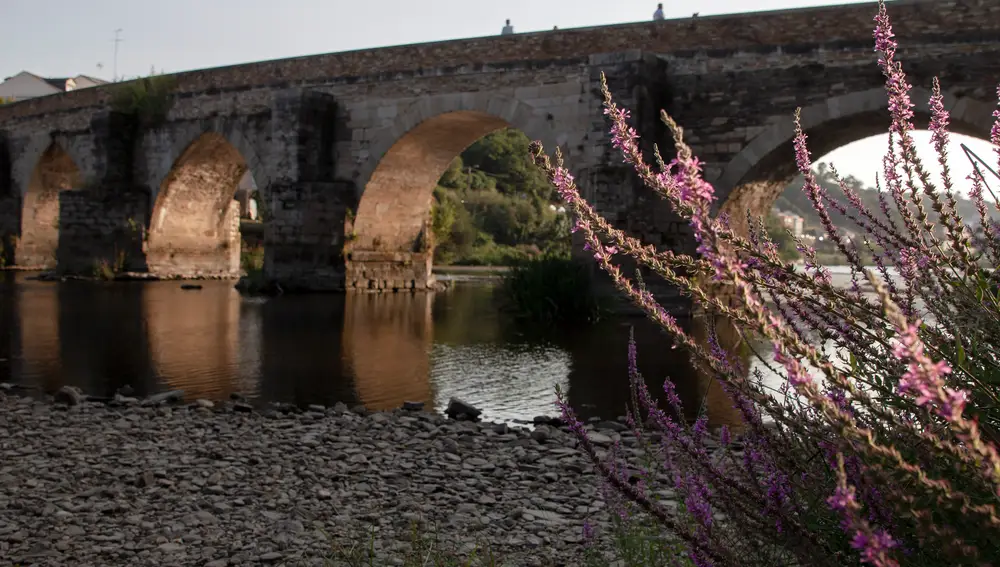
(141, 390), (185, 407)
(530, 426), (551, 443)
(53, 386), (84, 406)
(445, 398), (482, 421)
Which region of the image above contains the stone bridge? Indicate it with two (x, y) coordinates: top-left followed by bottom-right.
(0, 0), (997, 293)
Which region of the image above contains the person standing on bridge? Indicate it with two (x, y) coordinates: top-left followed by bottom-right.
(653, 3), (665, 20)
(501, 19), (514, 35)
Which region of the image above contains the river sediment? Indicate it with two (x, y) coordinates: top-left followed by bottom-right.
(0, 389), (648, 567)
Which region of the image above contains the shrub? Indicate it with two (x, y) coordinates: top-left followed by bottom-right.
(0, 234), (15, 267)
(240, 241), (265, 273)
(109, 73), (176, 126)
(499, 256), (605, 325)
(532, 1), (1000, 564)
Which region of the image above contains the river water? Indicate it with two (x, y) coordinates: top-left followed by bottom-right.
(1, 271), (753, 424)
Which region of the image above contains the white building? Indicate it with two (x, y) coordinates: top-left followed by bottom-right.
(0, 71), (108, 102)
(775, 210), (805, 237)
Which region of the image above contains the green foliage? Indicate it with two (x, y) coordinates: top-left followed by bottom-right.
(324, 522), (499, 567)
(461, 128), (556, 202)
(240, 242), (265, 273)
(499, 256), (605, 325)
(91, 258), (118, 281)
(0, 234), (15, 268)
(431, 129), (572, 266)
(764, 213), (801, 262)
(109, 73), (177, 126)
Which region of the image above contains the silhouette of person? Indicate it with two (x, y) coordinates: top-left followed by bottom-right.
(653, 3), (665, 20)
(501, 19), (514, 35)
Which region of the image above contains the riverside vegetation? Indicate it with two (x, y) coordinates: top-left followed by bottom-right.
(526, 1), (1000, 565)
(10, 2), (997, 565)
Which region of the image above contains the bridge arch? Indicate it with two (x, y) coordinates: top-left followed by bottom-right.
(18, 141), (83, 269)
(147, 130), (263, 277)
(150, 125), (269, 207)
(712, 86), (997, 234)
(348, 93), (559, 290)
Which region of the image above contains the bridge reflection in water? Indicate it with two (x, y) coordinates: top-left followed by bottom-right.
(0, 271), (753, 425)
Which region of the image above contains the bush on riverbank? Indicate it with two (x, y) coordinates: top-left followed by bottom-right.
(532, 1), (1000, 564)
(241, 241), (264, 273)
(499, 256), (605, 325)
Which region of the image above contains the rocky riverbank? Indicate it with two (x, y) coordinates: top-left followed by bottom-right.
(0, 389), (653, 567)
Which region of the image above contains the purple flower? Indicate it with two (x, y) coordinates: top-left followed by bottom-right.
(992, 85), (1000, 160)
(852, 530), (899, 567)
(891, 323), (965, 421)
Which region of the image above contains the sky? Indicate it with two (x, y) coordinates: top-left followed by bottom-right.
(1, 0), (996, 193)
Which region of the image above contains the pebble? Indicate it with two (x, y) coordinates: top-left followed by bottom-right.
(0, 392), (682, 566)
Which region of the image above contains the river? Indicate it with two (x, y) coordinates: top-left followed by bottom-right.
(0, 271), (758, 424)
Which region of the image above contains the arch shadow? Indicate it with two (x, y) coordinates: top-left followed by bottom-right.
(347, 94), (559, 291)
(18, 142), (82, 269)
(147, 131), (262, 277)
(0, 137), (14, 266)
(712, 87), (997, 230)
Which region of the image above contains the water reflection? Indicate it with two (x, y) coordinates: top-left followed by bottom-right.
(144, 282), (247, 400)
(345, 292), (434, 410)
(0, 271), (750, 424)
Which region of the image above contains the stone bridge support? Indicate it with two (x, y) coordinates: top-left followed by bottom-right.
(57, 113), (150, 275)
(263, 90), (348, 291)
(1, 113), (149, 274)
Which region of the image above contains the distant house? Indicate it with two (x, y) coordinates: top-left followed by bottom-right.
(0, 71), (108, 102)
(234, 171), (259, 220)
(774, 210), (805, 237)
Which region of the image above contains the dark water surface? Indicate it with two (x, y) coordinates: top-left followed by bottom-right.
(0, 272), (743, 424)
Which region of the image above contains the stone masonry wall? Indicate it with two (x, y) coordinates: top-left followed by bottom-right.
(0, 0), (994, 296)
(264, 90), (349, 291)
(0, 0), (995, 124)
(666, 35), (1000, 236)
(0, 195), (18, 266)
(56, 189), (148, 275)
(224, 200), (241, 275)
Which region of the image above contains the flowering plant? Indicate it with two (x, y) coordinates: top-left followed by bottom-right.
(532, 1), (1000, 564)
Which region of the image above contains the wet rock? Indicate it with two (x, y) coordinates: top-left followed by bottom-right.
(531, 426), (552, 443)
(445, 398), (482, 421)
(402, 401), (425, 411)
(194, 399), (215, 409)
(232, 402), (253, 413)
(53, 386), (84, 406)
(141, 390), (185, 407)
(180, 284), (203, 290)
(111, 393), (139, 406)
